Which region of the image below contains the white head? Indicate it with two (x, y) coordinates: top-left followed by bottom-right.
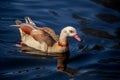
(61, 26), (81, 41)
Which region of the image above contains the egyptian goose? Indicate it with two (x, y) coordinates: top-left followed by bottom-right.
(14, 17), (81, 53)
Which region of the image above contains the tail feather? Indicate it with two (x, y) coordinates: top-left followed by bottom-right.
(10, 19), (22, 27)
(16, 20), (22, 25)
(25, 17), (36, 26)
(10, 24), (20, 27)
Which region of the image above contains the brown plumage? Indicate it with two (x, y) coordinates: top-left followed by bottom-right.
(14, 17), (81, 53)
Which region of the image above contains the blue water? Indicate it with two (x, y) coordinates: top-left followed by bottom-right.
(0, 0), (120, 80)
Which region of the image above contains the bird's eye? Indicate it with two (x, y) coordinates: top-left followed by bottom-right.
(69, 30), (74, 33)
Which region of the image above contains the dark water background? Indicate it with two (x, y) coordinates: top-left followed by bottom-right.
(0, 0), (120, 80)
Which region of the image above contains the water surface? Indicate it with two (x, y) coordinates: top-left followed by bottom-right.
(0, 0), (120, 80)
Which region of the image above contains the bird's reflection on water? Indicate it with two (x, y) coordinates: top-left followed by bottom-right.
(22, 46), (80, 77)
(20, 44), (76, 75)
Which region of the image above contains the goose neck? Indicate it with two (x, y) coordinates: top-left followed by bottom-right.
(58, 31), (68, 47)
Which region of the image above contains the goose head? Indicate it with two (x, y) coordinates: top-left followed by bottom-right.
(60, 26), (81, 41)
